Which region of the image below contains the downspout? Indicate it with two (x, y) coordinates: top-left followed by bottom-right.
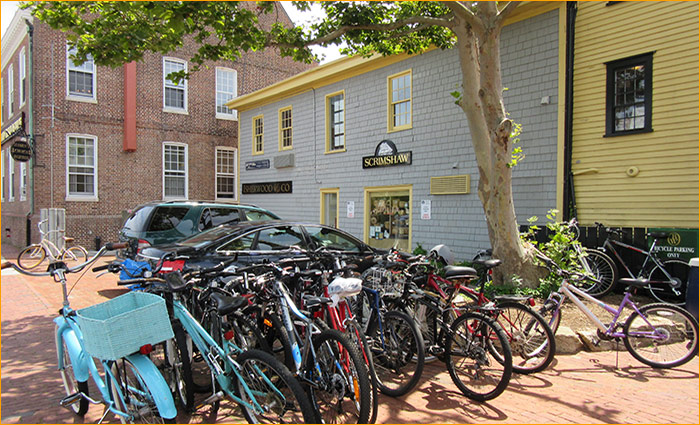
(25, 18), (35, 246)
(562, 1), (577, 221)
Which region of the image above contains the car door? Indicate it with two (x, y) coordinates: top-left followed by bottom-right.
(215, 225), (309, 265)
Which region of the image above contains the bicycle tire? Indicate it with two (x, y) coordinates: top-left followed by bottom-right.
(579, 248), (618, 297)
(227, 312), (270, 352)
(310, 328), (372, 424)
(236, 349), (317, 424)
(343, 318), (379, 424)
(260, 311), (295, 370)
(647, 259), (689, 306)
(56, 325), (89, 416)
(407, 296), (442, 362)
(623, 303), (699, 368)
(445, 311), (512, 402)
(17, 244), (46, 270)
(61, 246), (89, 266)
(371, 310), (425, 397)
(110, 358), (171, 423)
(538, 296), (563, 335)
(161, 322), (194, 411)
(494, 302), (555, 374)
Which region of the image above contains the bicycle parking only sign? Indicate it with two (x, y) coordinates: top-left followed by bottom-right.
(649, 228), (698, 261)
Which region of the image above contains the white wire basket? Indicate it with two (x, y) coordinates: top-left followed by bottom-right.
(362, 266), (406, 297)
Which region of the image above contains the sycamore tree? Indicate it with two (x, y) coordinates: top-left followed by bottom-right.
(26, 1), (544, 286)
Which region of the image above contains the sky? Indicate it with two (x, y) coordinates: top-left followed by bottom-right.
(1, 1), (343, 63)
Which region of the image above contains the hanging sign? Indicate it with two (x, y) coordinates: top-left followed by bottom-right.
(10, 140), (32, 162)
(1, 113), (24, 143)
(362, 139), (412, 169)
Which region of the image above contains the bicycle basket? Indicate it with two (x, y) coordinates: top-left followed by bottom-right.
(362, 266), (406, 297)
(76, 292), (174, 361)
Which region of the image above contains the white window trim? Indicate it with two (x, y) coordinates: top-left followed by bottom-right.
(8, 153), (15, 201)
(65, 133), (99, 202)
(7, 64), (14, 117)
(19, 161), (26, 201)
(215, 67), (238, 120)
(66, 45), (97, 103)
(387, 69), (413, 133)
(215, 146), (238, 202)
(19, 47), (26, 107)
(162, 142), (188, 200)
(163, 57), (188, 114)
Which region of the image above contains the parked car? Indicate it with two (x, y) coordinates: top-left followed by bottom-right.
(137, 220), (377, 270)
(119, 200), (281, 248)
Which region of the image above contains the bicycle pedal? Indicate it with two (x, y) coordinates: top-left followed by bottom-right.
(196, 391), (224, 409)
(59, 392), (83, 408)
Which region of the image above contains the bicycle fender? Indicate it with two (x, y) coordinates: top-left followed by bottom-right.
(124, 354), (177, 420)
(54, 316), (90, 382)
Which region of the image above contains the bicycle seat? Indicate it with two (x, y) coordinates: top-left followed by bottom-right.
(619, 277), (649, 289)
(444, 265), (477, 280)
(64, 237), (75, 243)
(209, 292), (248, 316)
(302, 294), (333, 309)
(471, 258), (502, 269)
(647, 232), (668, 239)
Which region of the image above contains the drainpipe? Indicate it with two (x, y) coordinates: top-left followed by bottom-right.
(562, 1), (577, 221)
(25, 18), (35, 245)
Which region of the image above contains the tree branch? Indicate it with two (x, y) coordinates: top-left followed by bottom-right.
(497, 1), (522, 24)
(442, 1), (486, 36)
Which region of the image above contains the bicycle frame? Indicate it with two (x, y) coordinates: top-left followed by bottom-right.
(601, 236), (668, 280)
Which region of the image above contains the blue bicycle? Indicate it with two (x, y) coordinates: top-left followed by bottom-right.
(2, 243), (178, 424)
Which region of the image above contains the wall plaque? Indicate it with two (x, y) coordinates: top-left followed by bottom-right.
(362, 139), (412, 169)
(242, 181), (293, 195)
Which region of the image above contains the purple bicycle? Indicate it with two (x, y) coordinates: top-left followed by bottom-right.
(536, 254), (698, 369)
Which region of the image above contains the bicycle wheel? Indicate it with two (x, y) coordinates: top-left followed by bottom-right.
(647, 259), (689, 306)
(537, 295), (563, 335)
(445, 312), (512, 402)
(260, 311), (295, 371)
(343, 318), (379, 424)
(227, 312), (270, 352)
(409, 297), (442, 362)
(151, 323), (194, 411)
(17, 244), (46, 270)
(61, 246), (89, 266)
(310, 328), (372, 424)
(371, 310), (425, 397)
(110, 358), (173, 423)
(623, 303), (699, 368)
(236, 349), (317, 424)
(55, 326), (89, 416)
(579, 248), (618, 297)
(494, 302), (555, 374)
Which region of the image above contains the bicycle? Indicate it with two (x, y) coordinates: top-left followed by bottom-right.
(536, 253), (698, 368)
(1, 243), (178, 424)
(563, 218), (618, 297)
(17, 219), (89, 270)
(590, 222), (690, 305)
(113, 261), (317, 424)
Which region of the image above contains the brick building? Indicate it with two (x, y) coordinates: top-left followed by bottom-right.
(1, 3), (314, 252)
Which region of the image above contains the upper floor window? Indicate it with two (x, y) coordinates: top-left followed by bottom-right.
(388, 70), (412, 132)
(67, 46), (96, 101)
(163, 58), (187, 112)
(66, 134), (98, 200)
(605, 53), (653, 136)
(216, 147), (237, 201)
(163, 142), (188, 199)
(279, 106), (293, 150)
(252, 115), (264, 155)
(326, 91), (345, 153)
(216, 67), (238, 120)
(7, 64), (14, 117)
(19, 47), (26, 106)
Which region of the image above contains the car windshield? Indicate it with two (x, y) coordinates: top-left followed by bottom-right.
(177, 226), (236, 248)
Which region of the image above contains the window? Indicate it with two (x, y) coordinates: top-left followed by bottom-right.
(66, 135), (97, 200)
(320, 188), (339, 227)
(7, 64), (14, 117)
(306, 226), (363, 252)
(216, 147), (237, 200)
(67, 46), (95, 101)
(388, 70), (412, 132)
(163, 58), (187, 112)
(325, 91), (345, 152)
(255, 226), (306, 251)
(216, 67), (237, 119)
(19, 47), (26, 106)
(198, 207), (241, 231)
(252, 115), (264, 155)
(163, 142), (188, 199)
(8, 153), (14, 201)
(606, 53), (653, 136)
(19, 162), (26, 201)
(279, 106), (293, 150)
(148, 206), (189, 232)
(365, 185), (412, 251)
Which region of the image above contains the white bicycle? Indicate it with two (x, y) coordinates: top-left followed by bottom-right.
(17, 219), (88, 270)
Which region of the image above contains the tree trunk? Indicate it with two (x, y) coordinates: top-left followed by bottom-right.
(452, 14), (544, 287)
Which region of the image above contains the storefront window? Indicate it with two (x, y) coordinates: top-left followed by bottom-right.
(366, 187), (411, 251)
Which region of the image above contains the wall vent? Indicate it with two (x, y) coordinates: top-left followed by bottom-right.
(274, 153), (295, 168)
(430, 175), (470, 195)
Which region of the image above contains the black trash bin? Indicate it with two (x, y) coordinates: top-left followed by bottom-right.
(686, 258), (698, 321)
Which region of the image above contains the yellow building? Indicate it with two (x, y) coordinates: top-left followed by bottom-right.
(567, 1), (698, 257)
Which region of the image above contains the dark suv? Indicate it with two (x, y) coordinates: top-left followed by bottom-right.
(119, 201), (280, 247)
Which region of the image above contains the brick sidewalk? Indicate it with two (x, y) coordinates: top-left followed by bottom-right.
(1, 259), (698, 424)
